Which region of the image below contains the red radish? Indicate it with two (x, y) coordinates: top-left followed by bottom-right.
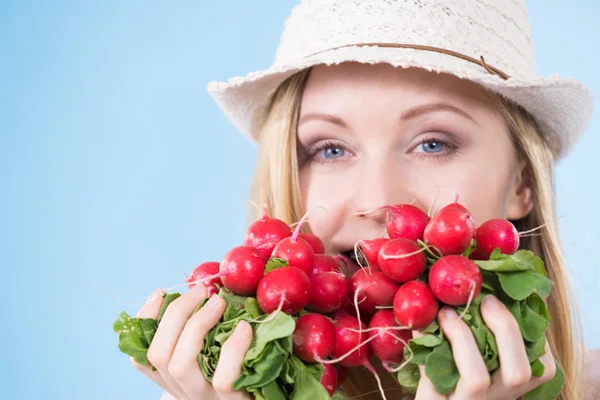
(299, 232), (325, 254)
(337, 366), (348, 386)
(256, 266), (311, 314)
(308, 271), (348, 313)
(330, 316), (373, 367)
(424, 201), (475, 255)
(331, 298), (358, 320)
(186, 262), (222, 295)
(271, 213), (315, 275)
(311, 254), (343, 274)
(348, 267), (400, 315)
(468, 248), (487, 261)
(320, 364), (338, 396)
(368, 310), (412, 363)
(475, 218), (520, 258)
(356, 238), (388, 270)
(385, 204), (431, 241)
(244, 207), (292, 259)
(393, 280), (439, 330)
(429, 255), (483, 306)
(326, 316), (389, 399)
(378, 239), (426, 283)
(293, 313), (336, 363)
(219, 246), (267, 296)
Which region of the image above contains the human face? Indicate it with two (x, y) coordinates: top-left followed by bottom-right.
(296, 63), (531, 266)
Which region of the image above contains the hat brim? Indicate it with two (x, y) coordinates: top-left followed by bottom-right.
(207, 46), (593, 160)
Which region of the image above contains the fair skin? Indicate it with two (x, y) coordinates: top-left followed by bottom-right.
(132, 64), (558, 399)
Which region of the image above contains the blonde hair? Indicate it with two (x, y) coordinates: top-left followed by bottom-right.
(248, 68), (584, 400)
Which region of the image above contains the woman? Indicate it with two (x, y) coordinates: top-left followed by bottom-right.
(131, 0), (596, 399)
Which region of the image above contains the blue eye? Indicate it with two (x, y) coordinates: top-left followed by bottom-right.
(319, 145), (346, 159)
(416, 141), (444, 153)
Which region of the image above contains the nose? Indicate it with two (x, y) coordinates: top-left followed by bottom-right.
(352, 158), (418, 226)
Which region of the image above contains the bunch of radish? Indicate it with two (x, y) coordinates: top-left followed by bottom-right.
(114, 201), (563, 400)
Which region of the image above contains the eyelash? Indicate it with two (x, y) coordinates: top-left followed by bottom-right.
(302, 135), (458, 164)
(302, 140), (349, 164)
(411, 135), (459, 161)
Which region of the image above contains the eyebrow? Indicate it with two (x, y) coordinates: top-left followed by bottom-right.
(297, 102), (480, 129)
(298, 113), (349, 129)
(401, 102), (480, 126)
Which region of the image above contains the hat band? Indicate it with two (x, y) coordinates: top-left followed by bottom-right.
(305, 43), (510, 80)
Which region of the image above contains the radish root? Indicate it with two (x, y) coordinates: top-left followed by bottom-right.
(364, 361), (388, 400)
(353, 241), (370, 273)
(457, 281), (476, 320)
(353, 206), (387, 218)
(246, 294), (286, 324)
(380, 245), (433, 260)
(353, 286), (364, 327)
(314, 335), (378, 364)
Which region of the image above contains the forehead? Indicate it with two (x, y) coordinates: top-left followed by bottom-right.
(300, 63), (494, 112)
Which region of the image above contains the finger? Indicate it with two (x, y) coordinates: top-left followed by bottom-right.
(148, 284), (209, 400)
(438, 307), (490, 398)
(130, 357), (175, 396)
(131, 289), (176, 395)
(412, 331), (446, 400)
(415, 364), (446, 400)
(481, 296), (532, 389)
(510, 339), (557, 397)
(212, 320), (254, 400)
(137, 288), (166, 318)
(169, 294), (227, 399)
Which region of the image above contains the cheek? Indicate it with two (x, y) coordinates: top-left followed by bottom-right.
(299, 166), (350, 250)
(406, 159), (517, 226)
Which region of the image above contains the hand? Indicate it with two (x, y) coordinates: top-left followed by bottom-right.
(413, 295), (557, 400)
(130, 285), (254, 400)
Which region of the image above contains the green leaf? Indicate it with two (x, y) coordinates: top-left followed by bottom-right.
(481, 270), (501, 292)
(220, 289), (250, 321)
(475, 249), (543, 273)
(157, 293), (181, 324)
(526, 337), (547, 363)
(265, 258), (289, 273)
(506, 295), (549, 342)
(260, 380), (287, 400)
(331, 389), (350, 400)
(289, 356), (331, 400)
(498, 271), (553, 301)
(113, 312), (157, 366)
(245, 312), (296, 361)
(405, 332), (444, 365)
(233, 341), (288, 389)
(531, 359), (545, 378)
(422, 320), (440, 334)
(245, 297), (263, 318)
(397, 362), (420, 393)
(524, 359), (564, 400)
(425, 340), (460, 395)
(279, 358), (296, 385)
(462, 239), (476, 258)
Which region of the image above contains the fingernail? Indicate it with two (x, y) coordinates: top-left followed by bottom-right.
(441, 307), (457, 320)
(236, 320), (250, 333)
(147, 289), (164, 304)
(483, 295), (501, 310)
(191, 283), (207, 295)
(205, 294), (221, 308)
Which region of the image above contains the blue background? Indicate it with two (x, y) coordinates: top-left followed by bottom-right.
(1, 1), (598, 399)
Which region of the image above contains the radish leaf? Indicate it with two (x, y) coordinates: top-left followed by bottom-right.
(524, 359), (564, 400)
(265, 258), (289, 273)
(425, 340), (460, 395)
(497, 271), (553, 300)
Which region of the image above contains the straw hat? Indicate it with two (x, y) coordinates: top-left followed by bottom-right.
(206, 0), (593, 159)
